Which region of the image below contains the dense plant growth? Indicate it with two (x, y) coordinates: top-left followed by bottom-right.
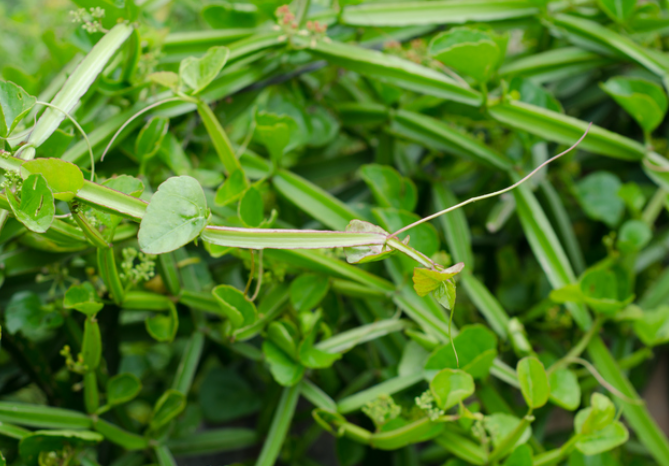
(2, 0), (669, 465)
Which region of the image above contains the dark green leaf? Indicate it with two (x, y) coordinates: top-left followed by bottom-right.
(64, 282), (103, 316)
(107, 373), (142, 407)
(150, 390), (186, 431)
(0, 80), (35, 138)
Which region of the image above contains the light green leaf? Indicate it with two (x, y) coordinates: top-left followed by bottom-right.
(64, 282), (103, 316)
(150, 390), (186, 431)
(575, 172), (624, 227)
(508, 77), (562, 113)
(430, 368), (475, 410)
(580, 268), (634, 315)
(267, 321), (299, 359)
(180, 46), (230, 94)
(107, 373), (142, 407)
(6, 174), (54, 233)
(359, 164), (417, 211)
(0, 80), (36, 138)
(576, 421), (629, 455)
(503, 444), (533, 466)
(138, 176), (210, 254)
(20, 158), (84, 202)
(136, 117), (169, 161)
(634, 306), (669, 346)
(290, 274), (329, 312)
(255, 112), (299, 166)
(215, 169), (248, 206)
(549, 368), (581, 411)
(575, 393), (616, 435)
(601, 77), (667, 133)
(517, 357), (549, 409)
(549, 284), (583, 304)
(212, 284), (256, 328)
(262, 340), (304, 386)
(298, 337), (341, 369)
(424, 324), (498, 380)
(413, 263), (465, 296)
(429, 28), (501, 82)
(618, 219), (652, 252)
(238, 186), (264, 227)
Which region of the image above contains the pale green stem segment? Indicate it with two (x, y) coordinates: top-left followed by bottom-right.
(533, 435), (580, 466)
(172, 332), (204, 394)
(72, 207), (110, 249)
(255, 383), (301, 466)
(390, 124), (592, 238)
(196, 100), (243, 176)
(27, 23), (133, 151)
(201, 225), (387, 249)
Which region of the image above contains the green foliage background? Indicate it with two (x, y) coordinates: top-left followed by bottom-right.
(1, 0), (669, 465)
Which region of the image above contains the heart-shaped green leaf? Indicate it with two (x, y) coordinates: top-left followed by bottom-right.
(290, 274), (330, 312)
(179, 46), (230, 94)
(430, 368), (475, 410)
(413, 262), (464, 310)
(601, 77), (667, 133)
(255, 112), (299, 166)
(215, 169), (248, 206)
(262, 339), (304, 386)
(634, 305), (669, 346)
(360, 164), (417, 211)
(64, 282), (103, 316)
(20, 158), (84, 202)
(138, 176), (210, 254)
(576, 421), (629, 455)
(212, 284), (257, 328)
(429, 28), (502, 82)
(107, 373), (142, 406)
(575, 393), (616, 435)
(146, 304), (179, 342)
(424, 324), (498, 380)
(6, 173), (54, 233)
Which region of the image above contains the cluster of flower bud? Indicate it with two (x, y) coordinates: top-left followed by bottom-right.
(70, 7), (106, 34)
